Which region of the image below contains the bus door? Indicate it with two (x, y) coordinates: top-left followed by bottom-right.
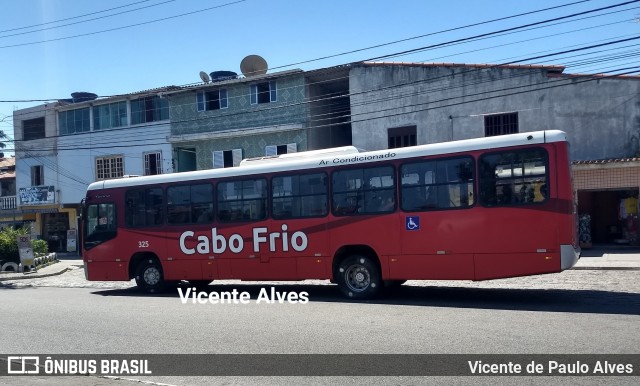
(215, 178), (299, 280)
(473, 147), (556, 279)
(269, 172), (330, 280)
(395, 157), (476, 280)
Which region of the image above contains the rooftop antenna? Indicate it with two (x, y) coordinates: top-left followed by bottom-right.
(199, 71), (211, 84)
(240, 55), (268, 77)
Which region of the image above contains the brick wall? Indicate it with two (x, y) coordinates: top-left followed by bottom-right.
(573, 164), (640, 191)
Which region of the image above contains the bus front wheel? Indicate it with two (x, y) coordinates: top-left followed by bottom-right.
(336, 255), (381, 299)
(135, 259), (165, 293)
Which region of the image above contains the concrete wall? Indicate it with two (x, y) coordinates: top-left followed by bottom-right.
(169, 74), (309, 169)
(349, 64), (640, 160)
(175, 128), (307, 170)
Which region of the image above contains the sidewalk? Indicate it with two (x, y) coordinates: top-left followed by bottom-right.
(573, 244), (640, 270)
(0, 252), (83, 281)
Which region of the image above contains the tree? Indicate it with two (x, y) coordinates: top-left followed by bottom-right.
(0, 114), (8, 154)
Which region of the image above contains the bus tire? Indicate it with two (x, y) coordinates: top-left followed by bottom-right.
(135, 259), (165, 293)
(336, 255), (381, 299)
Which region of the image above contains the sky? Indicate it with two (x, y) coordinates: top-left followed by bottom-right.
(1, 0), (639, 156)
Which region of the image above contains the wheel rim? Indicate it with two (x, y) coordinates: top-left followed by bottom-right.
(345, 264), (370, 292)
(143, 266), (161, 286)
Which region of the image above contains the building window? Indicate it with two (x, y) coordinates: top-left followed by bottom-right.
(23, 117), (45, 140)
(250, 81), (277, 104)
(265, 143), (297, 156)
(130, 96), (169, 125)
(59, 108), (91, 135)
(484, 112), (518, 137)
(144, 152), (162, 175)
(31, 165), (44, 186)
(388, 126), (417, 149)
(96, 156), (124, 180)
(213, 149), (242, 168)
(197, 90), (228, 111)
(93, 101), (127, 130)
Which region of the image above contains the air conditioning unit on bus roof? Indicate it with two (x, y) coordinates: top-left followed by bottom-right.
(239, 146), (361, 166)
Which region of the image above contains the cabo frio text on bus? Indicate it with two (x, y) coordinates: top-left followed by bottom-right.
(180, 224), (308, 255)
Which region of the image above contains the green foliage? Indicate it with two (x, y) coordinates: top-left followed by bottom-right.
(0, 227), (33, 265)
(32, 239), (48, 256)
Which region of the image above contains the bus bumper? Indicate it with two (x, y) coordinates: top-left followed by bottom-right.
(560, 244), (581, 270)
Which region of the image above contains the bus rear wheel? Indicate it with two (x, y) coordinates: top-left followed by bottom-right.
(336, 255), (381, 299)
(135, 259), (165, 293)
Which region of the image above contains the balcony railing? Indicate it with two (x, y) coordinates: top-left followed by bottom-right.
(0, 195), (17, 210)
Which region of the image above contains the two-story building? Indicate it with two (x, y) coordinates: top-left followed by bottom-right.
(13, 89), (175, 251)
(166, 64), (351, 170)
(0, 156), (20, 228)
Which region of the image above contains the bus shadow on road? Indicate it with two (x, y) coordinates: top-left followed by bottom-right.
(91, 283), (640, 316)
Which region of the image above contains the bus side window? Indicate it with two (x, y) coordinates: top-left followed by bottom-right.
(479, 148), (548, 207)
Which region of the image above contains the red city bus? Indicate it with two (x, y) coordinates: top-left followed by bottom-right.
(82, 130), (579, 299)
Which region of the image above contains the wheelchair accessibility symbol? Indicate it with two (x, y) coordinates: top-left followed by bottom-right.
(406, 216), (420, 231)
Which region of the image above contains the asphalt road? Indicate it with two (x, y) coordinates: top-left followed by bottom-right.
(1, 268), (639, 385)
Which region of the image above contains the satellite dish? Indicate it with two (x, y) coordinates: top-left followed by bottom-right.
(199, 71), (211, 83)
(240, 55), (268, 77)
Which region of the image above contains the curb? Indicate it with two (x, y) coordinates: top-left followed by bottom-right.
(0, 267), (71, 281)
(571, 266), (640, 271)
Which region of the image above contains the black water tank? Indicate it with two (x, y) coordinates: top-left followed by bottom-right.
(71, 92), (98, 103)
(209, 71), (237, 82)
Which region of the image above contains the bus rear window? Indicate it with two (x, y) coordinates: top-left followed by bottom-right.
(479, 148), (548, 207)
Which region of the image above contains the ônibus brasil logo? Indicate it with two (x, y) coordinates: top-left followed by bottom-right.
(179, 225), (308, 255)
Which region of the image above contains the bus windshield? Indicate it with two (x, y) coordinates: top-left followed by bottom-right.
(84, 202), (117, 249)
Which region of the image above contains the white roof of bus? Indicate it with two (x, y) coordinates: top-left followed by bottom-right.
(87, 130), (566, 191)
(239, 146), (361, 165)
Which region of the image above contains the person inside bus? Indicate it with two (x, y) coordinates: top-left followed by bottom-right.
(196, 208), (213, 223)
(519, 183), (535, 203)
(377, 192), (395, 212)
(499, 184), (513, 204)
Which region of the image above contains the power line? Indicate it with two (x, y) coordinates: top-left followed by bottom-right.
(5, 3), (640, 140)
(0, 0), (629, 104)
(10, 59), (640, 153)
(0, 0), (173, 38)
(8, 35), (640, 149)
(0, 0), (246, 50)
(364, 0), (640, 62)
(264, 0), (595, 72)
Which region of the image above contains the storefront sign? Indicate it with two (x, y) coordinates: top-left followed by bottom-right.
(67, 229), (77, 252)
(19, 186), (55, 206)
(17, 235), (34, 271)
